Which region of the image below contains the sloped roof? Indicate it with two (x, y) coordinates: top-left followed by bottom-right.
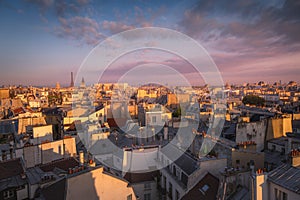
(107, 118), (128, 128)
(12, 107), (26, 115)
(182, 172), (219, 200)
(89, 139), (119, 155)
(268, 163), (300, 194)
(39, 178), (67, 200)
(0, 158), (24, 180)
(39, 157), (79, 172)
(161, 143), (199, 175)
(124, 170), (159, 184)
(223, 122), (236, 135)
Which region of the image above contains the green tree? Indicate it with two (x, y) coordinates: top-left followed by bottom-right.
(172, 107), (181, 117)
(242, 95), (265, 107)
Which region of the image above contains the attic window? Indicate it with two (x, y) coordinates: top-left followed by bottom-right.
(199, 184), (210, 194)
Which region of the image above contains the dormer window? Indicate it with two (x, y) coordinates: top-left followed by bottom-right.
(199, 184), (210, 195)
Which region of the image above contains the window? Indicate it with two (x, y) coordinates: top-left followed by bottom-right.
(127, 194), (132, 200)
(202, 184), (210, 192)
(163, 176), (166, 189)
(173, 165), (176, 176)
(164, 115), (168, 122)
(167, 160), (170, 170)
(57, 145), (60, 155)
(152, 116), (156, 123)
(275, 188), (288, 200)
(168, 182), (173, 198)
(275, 188), (279, 200)
(175, 190), (179, 200)
(282, 192), (287, 200)
(3, 190), (14, 199)
(176, 169), (180, 179)
(63, 144), (66, 154)
(144, 183), (151, 190)
(236, 160), (240, 165)
(16, 185), (25, 190)
(181, 173), (188, 186)
(144, 193), (151, 200)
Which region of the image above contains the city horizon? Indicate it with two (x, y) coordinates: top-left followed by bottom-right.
(0, 78), (299, 88)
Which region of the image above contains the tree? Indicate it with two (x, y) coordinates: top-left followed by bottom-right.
(242, 95), (265, 107)
(172, 107), (181, 117)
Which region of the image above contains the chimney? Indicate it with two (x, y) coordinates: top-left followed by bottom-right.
(252, 168), (267, 200)
(163, 123), (168, 140)
(238, 141), (256, 152)
(290, 149), (300, 167)
(79, 150), (84, 165)
(89, 159), (96, 167)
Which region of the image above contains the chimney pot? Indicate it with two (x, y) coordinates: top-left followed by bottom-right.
(79, 150), (84, 165)
(289, 149), (300, 167)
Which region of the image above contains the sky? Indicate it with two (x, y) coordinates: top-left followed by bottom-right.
(0, 0), (299, 86)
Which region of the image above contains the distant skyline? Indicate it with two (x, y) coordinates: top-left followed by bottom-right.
(0, 0), (300, 86)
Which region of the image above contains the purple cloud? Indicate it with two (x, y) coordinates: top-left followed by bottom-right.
(102, 21), (134, 34)
(178, 0), (300, 83)
(54, 16), (104, 45)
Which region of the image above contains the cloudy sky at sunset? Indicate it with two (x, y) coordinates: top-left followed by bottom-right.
(0, 0), (299, 86)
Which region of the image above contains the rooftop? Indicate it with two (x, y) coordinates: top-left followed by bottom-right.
(39, 157), (79, 172)
(39, 178), (66, 200)
(124, 170), (159, 184)
(162, 143), (199, 175)
(268, 136), (300, 146)
(268, 163), (300, 194)
(181, 172), (219, 200)
(0, 158), (24, 180)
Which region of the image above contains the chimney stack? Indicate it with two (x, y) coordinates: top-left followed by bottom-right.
(89, 159), (96, 167)
(163, 123), (168, 140)
(290, 149), (300, 167)
(79, 150), (84, 165)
